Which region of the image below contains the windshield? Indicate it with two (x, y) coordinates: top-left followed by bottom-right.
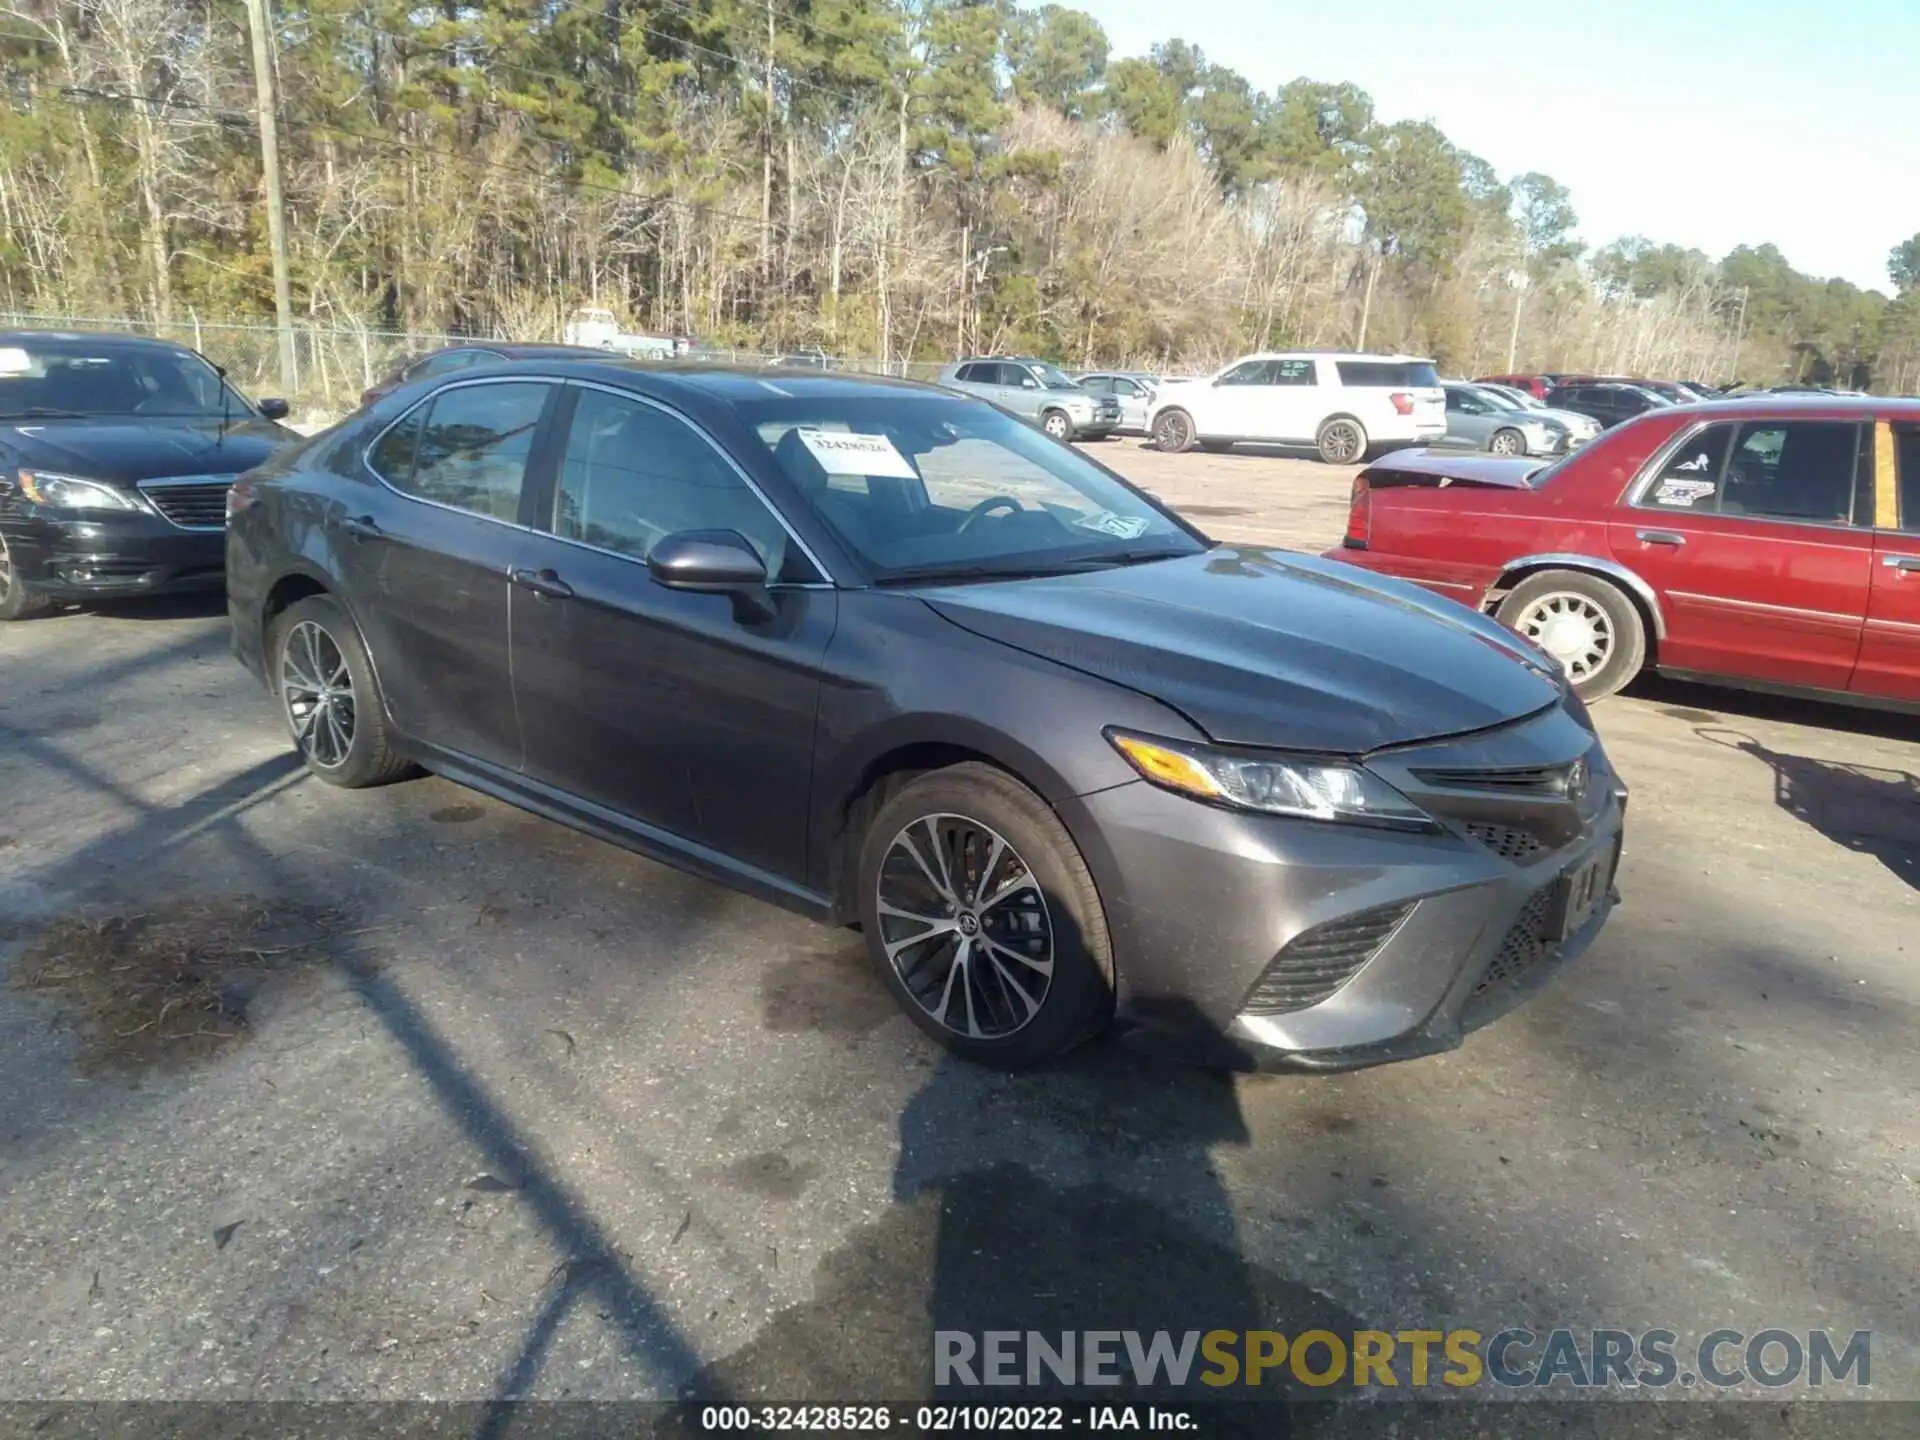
(742, 393), (1205, 581)
(1024, 361), (1080, 390)
(0, 339), (245, 418)
(1493, 386), (1544, 410)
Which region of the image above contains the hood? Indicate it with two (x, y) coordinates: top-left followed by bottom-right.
(2, 416), (293, 485)
(920, 547), (1564, 752)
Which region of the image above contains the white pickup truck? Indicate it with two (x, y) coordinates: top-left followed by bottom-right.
(562, 307), (683, 361)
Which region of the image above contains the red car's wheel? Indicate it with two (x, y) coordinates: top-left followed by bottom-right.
(1496, 570), (1647, 701)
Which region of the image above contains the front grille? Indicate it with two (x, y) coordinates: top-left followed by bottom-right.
(1243, 901), (1414, 1015)
(1411, 763), (1573, 795)
(1473, 887), (1556, 996)
(1463, 821), (1549, 864)
(137, 477), (233, 530)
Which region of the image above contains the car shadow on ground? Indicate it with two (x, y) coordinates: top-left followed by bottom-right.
(1625, 672), (1916, 745)
(1695, 726), (1920, 893)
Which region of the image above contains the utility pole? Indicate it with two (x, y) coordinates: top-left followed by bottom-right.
(1505, 268), (1529, 373)
(243, 0), (297, 394)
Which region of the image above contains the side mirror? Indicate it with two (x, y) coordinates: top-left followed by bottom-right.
(258, 397), (291, 420)
(648, 529), (775, 622)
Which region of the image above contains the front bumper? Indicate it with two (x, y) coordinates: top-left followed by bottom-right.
(0, 505), (225, 600)
(1059, 707), (1624, 1072)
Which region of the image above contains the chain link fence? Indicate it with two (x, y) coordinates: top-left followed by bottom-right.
(0, 312), (949, 426)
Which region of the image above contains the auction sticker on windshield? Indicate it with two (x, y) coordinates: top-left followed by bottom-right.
(1073, 510), (1151, 539)
(797, 428), (919, 479)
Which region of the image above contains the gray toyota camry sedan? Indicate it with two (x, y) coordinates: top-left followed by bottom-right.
(226, 361), (1624, 1071)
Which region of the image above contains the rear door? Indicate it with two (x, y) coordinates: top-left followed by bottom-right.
(1609, 417), (1873, 689)
(342, 377), (558, 771)
(1440, 386), (1491, 449)
(1853, 420), (1920, 700)
(507, 384), (835, 881)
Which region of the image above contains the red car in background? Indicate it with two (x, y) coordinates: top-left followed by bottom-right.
(1474, 373), (1581, 400)
(1326, 395), (1920, 709)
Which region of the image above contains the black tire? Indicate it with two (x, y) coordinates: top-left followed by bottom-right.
(1152, 408), (1196, 453)
(268, 594), (416, 788)
(1316, 417), (1367, 465)
(857, 762), (1114, 1068)
(0, 533), (49, 621)
(1040, 409), (1073, 441)
(1489, 428), (1526, 457)
(1495, 569), (1647, 702)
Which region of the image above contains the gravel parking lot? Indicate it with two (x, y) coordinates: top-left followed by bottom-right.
(2, 440), (1917, 1419)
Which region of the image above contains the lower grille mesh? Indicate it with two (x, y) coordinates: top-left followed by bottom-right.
(1244, 901), (1414, 1015)
(138, 479), (231, 529)
(1464, 821), (1550, 864)
(1474, 888), (1556, 995)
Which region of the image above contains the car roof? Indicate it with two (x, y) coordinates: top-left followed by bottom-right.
(1650, 393), (1920, 420)
(458, 356), (944, 406)
(0, 329), (199, 354)
(1244, 350), (1434, 363)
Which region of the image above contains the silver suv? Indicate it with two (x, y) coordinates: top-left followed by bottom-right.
(938, 357), (1119, 441)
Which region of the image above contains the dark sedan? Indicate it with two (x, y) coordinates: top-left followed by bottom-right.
(0, 332), (294, 620)
(226, 361), (1624, 1071)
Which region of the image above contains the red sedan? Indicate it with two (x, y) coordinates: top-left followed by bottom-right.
(1325, 394), (1920, 707)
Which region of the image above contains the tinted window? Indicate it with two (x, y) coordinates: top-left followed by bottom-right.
(1642, 424), (1733, 511)
(951, 364), (979, 383)
(1719, 421), (1860, 524)
(1218, 360), (1276, 386)
(1898, 426), (1920, 532)
(367, 407), (424, 484)
(1336, 360), (1439, 387)
(1082, 376), (1115, 394)
(1273, 359), (1316, 386)
(398, 381), (549, 521)
(556, 389), (798, 576)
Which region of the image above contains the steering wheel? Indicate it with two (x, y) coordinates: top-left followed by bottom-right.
(957, 495), (1024, 533)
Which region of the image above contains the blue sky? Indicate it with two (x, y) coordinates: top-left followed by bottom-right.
(1074, 0), (1918, 293)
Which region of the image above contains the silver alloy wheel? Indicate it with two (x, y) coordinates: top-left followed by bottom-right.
(876, 813), (1054, 1040)
(280, 619), (357, 769)
(1042, 410), (1071, 440)
(1320, 420), (1363, 463)
(1154, 411), (1191, 451)
(1512, 590), (1613, 681)
(1490, 429), (1524, 456)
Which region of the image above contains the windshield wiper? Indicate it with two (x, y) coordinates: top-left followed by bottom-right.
(0, 407), (89, 419)
(873, 561), (1089, 586)
(1047, 547), (1194, 571)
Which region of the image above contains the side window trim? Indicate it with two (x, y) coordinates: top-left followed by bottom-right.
(537, 379), (835, 587)
(359, 375), (563, 532)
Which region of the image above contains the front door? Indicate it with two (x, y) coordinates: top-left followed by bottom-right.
(340, 377), (558, 770)
(1609, 417), (1873, 689)
(1853, 421), (1920, 701)
(508, 385), (836, 884)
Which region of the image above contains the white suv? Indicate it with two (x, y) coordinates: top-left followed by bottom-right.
(1146, 352), (1447, 463)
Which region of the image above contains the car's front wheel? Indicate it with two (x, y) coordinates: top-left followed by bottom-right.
(858, 763), (1114, 1068)
(1495, 570), (1648, 701)
(1489, 428), (1526, 457)
(1152, 409), (1196, 453)
(270, 594), (415, 788)
(1040, 409), (1073, 441)
(0, 533), (49, 621)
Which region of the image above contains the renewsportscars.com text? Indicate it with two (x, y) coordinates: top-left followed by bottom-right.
(933, 1328), (1872, 1391)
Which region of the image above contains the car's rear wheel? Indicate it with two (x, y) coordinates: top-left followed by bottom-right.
(271, 595), (415, 788)
(0, 533), (49, 621)
(1152, 409), (1196, 453)
(1489, 428), (1526, 457)
(858, 763), (1114, 1068)
(1316, 417), (1367, 464)
(1496, 570), (1647, 701)
(1041, 409), (1073, 441)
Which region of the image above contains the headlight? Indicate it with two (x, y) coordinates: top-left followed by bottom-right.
(1106, 729), (1435, 830)
(17, 469), (144, 511)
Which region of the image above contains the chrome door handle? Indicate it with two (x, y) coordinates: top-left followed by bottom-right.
(1636, 529), (1685, 546)
(1883, 554), (1920, 573)
(340, 514), (382, 539)
(509, 566), (574, 599)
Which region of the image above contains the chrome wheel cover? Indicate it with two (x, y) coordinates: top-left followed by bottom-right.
(1322, 422), (1363, 462)
(1490, 430), (1523, 456)
(1514, 592), (1613, 681)
(876, 814), (1053, 1040)
(280, 619), (357, 769)
(1042, 411), (1071, 439)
